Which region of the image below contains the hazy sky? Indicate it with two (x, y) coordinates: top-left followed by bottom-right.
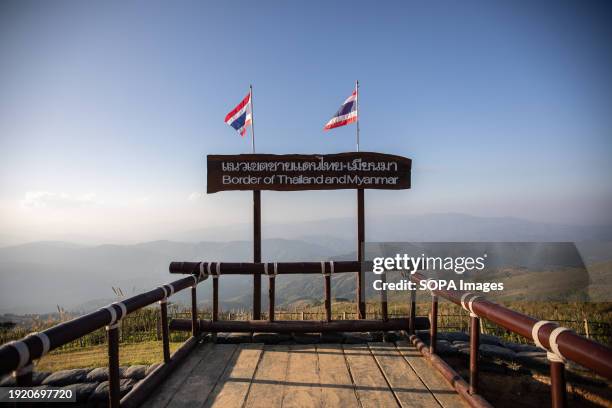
(1, 1), (611, 244)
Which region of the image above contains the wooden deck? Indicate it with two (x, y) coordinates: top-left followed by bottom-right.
(144, 340), (467, 408)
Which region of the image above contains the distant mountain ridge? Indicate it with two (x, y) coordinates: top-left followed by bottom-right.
(0, 238), (342, 314)
(170, 213), (612, 243)
(1, 213), (611, 314)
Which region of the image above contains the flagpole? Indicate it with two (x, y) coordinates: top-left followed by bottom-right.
(355, 79), (365, 319)
(250, 84), (255, 153)
(355, 80), (360, 152)
(250, 83), (261, 319)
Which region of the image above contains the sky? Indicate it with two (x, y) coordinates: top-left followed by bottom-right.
(1, 0), (611, 245)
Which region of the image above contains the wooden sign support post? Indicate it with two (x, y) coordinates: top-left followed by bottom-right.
(253, 190), (261, 319)
(357, 188), (366, 319)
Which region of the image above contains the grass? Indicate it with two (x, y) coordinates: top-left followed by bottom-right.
(1, 298), (609, 373)
(294, 299), (612, 345)
(35, 340), (183, 372)
(1, 305), (190, 352)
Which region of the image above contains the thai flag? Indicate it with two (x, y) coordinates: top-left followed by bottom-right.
(324, 90), (358, 131)
(224, 92), (252, 137)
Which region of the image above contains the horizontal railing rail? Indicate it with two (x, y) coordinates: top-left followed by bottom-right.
(170, 260), (363, 275)
(170, 317), (429, 333)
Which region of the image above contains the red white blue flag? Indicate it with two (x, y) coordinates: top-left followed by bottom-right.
(324, 89), (358, 131)
(224, 92), (252, 137)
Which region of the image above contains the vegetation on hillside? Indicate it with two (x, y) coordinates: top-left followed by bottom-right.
(1, 300), (610, 354)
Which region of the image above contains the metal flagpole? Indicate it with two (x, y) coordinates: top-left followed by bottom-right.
(250, 84), (255, 153)
(250, 84), (262, 319)
(355, 79), (365, 319)
(355, 80), (360, 152)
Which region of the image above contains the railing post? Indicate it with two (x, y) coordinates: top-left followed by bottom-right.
(268, 274), (276, 322)
(13, 367), (33, 408)
(430, 294), (438, 354)
(107, 323), (120, 408)
(324, 276), (331, 321)
(380, 271), (388, 322)
(409, 288), (416, 334)
(323, 262), (332, 322)
(15, 361), (33, 387)
(191, 284), (198, 337)
(550, 357), (567, 408)
(469, 313), (480, 394)
(213, 276), (219, 323)
(253, 190), (262, 320)
(160, 300), (170, 364)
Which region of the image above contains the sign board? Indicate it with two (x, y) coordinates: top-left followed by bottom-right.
(207, 152), (411, 193)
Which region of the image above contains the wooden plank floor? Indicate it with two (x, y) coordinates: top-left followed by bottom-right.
(144, 341), (467, 408)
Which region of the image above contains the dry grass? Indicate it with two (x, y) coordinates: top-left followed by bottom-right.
(36, 340), (183, 372)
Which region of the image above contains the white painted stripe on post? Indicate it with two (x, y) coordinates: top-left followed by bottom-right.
(7, 341), (29, 369)
(112, 302), (127, 319)
(467, 296), (481, 315)
(33, 332), (51, 356)
(531, 320), (553, 350)
(103, 305), (118, 325)
(549, 326), (571, 362)
(460, 292), (474, 311)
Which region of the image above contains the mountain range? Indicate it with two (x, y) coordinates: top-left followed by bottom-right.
(1, 213), (611, 315)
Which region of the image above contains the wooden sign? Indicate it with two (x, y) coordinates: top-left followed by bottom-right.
(207, 152), (411, 193)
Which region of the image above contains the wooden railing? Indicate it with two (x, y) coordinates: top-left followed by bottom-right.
(408, 272), (612, 408)
(170, 261), (612, 407)
(169, 261), (428, 333)
(2, 261), (611, 408)
(0, 274), (206, 408)
(0, 260), (428, 408)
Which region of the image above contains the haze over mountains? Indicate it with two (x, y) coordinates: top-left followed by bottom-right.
(1, 213), (611, 315)
(167, 213), (612, 243)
